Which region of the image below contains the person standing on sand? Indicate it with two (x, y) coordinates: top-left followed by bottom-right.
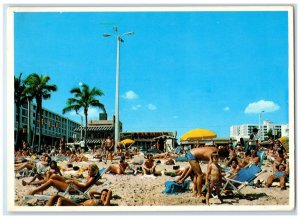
(105, 135), (114, 164)
(185, 146), (229, 199)
(59, 136), (66, 154)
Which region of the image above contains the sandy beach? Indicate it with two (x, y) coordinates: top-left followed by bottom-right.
(14, 152), (290, 207)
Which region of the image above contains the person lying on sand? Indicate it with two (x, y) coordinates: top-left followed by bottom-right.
(105, 155), (129, 175)
(47, 189), (112, 206)
(27, 164), (100, 195)
(22, 160), (62, 186)
(153, 153), (179, 159)
(205, 152), (223, 205)
(142, 153), (157, 175)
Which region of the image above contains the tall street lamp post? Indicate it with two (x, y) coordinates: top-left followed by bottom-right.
(103, 26), (134, 152)
(259, 110), (265, 141)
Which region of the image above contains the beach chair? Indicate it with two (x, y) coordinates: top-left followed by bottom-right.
(222, 164), (263, 195)
(60, 167), (107, 201)
(23, 167), (107, 202)
(256, 151), (266, 167)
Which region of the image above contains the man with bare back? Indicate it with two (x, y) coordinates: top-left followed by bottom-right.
(185, 146), (229, 199)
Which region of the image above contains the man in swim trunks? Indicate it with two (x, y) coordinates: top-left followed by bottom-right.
(186, 147), (218, 199)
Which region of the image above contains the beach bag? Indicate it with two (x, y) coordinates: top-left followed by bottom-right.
(163, 180), (190, 194)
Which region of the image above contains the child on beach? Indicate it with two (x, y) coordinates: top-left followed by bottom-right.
(47, 189), (112, 206)
(205, 152), (223, 205)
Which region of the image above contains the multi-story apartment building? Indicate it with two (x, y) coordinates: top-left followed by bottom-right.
(230, 120), (289, 141)
(14, 101), (81, 147)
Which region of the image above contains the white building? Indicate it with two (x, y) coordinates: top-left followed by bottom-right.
(230, 120), (288, 141)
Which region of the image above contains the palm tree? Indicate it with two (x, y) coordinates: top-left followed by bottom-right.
(24, 73), (57, 152)
(14, 73), (27, 150)
(62, 84), (106, 151)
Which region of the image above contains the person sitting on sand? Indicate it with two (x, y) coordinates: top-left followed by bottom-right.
(266, 163), (289, 190)
(142, 153), (157, 175)
(205, 152), (223, 205)
(27, 164), (100, 195)
(185, 146), (229, 198)
(47, 189), (112, 206)
(69, 149), (88, 162)
(105, 155), (129, 175)
(22, 160), (62, 186)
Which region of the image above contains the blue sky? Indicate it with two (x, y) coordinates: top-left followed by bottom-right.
(14, 10), (289, 138)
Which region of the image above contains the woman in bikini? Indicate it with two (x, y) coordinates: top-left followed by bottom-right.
(22, 160), (62, 186)
(27, 164), (100, 195)
(47, 189), (112, 206)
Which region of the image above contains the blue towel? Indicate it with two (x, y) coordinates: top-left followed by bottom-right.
(163, 180), (190, 194)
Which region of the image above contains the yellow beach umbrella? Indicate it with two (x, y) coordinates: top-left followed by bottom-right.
(278, 136), (289, 152)
(120, 139), (135, 145)
(180, 128), (217, 141)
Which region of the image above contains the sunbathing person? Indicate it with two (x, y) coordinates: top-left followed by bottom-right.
(15, 154), (51, 174)
(266, 163), (289, 190)
(186, 146), (229, 198)
(153, 153), (179, 159)
(142, 153), (157, 175)
(205, 153), (223, 205)
(249, 149), (260, 166)
(27, 164), (100, 195)
(22, 160), (62, 186)
(105, 155), (129, 175)
(47, 189), (112, 206)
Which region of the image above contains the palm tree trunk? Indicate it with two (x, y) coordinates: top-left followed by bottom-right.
(38, 105), (43, 152)
(84, 112), (88, 152)
(31, 107), (38, 152)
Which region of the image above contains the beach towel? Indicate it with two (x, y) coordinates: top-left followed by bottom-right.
(163, 180), (190, 194)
